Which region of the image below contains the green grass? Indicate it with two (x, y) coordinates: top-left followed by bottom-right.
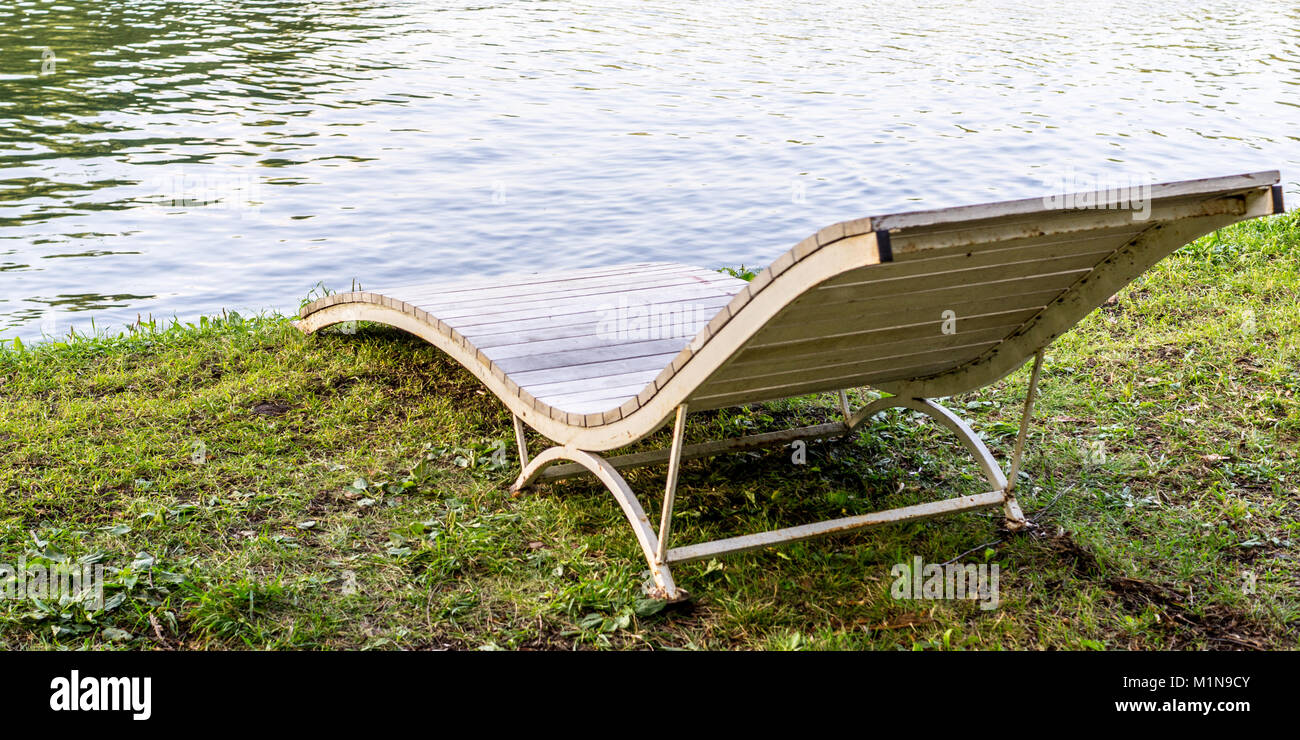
(2, 214), (1298, 650)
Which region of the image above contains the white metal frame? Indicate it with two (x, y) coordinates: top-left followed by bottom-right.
(512, 351), (1047, 601)
(295, 176), (1280, 602)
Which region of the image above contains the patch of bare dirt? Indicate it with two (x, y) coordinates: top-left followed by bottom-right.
(1040, 530), (1288, 650)
(251, 399), (293, 416)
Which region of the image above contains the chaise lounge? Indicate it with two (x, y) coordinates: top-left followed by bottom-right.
(295, 171), (1283, 600)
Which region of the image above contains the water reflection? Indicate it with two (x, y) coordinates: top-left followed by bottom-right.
(0, 0), (1296, 340)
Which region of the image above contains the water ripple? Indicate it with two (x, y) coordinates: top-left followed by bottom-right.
(0, 0), (1296, 340)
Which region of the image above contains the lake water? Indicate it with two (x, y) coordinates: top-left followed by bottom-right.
(2, 1), (1297, 342)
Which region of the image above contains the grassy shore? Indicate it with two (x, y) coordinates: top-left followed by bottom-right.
(2, 214), (1298, 650)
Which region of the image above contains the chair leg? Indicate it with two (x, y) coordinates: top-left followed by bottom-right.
(1003, 349), (1046, 531)
(655, 405), (689, 564)
(848, 395), (1009, 492)
(512, 445), (684, 600)
(847, 392), (1028, 529)
(837, 389), (853, 421)
(512, 414), (529, 469)
(845, 351), (1047, 532)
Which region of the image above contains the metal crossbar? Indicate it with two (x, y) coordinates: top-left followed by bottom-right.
(666, 492), (1008, 564)
(511, 354), (1049, 600)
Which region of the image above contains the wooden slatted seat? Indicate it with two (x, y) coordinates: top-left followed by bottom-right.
(374, 263), (747, 416)
(296, 171), (1284, 599)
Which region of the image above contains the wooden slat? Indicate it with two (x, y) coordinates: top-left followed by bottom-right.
(868, 173), (1273, 231)
(773, 269), (1089, 325)
(475, 317), (707, 351)
(524, 368), (661, 400)
(688, 358), (961, 410)
(887, 224), (1145, 265)
(376, 261), (680, 301)
(823, 229), (1136, 286)
(738, 307), (1039, 358)
(489, 333), (676, 369)
(712, 323), (1021, 382)
(814, 251), (1108, 302)
(392, 266), (736, 310)
(423, 281), (740, 323)
(560, 398), (640, 415)
(530, 377), (655, 405)
(695, 341), (999, 400)
(509, 352), (680, 387)
(746, 292), (1056, 347)
(454, 294), (736, 339)
(467, 296), (732, 348)
(494, 337), (695, 374)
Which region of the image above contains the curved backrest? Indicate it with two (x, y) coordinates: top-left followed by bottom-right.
(675, 171), (1282, 409)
